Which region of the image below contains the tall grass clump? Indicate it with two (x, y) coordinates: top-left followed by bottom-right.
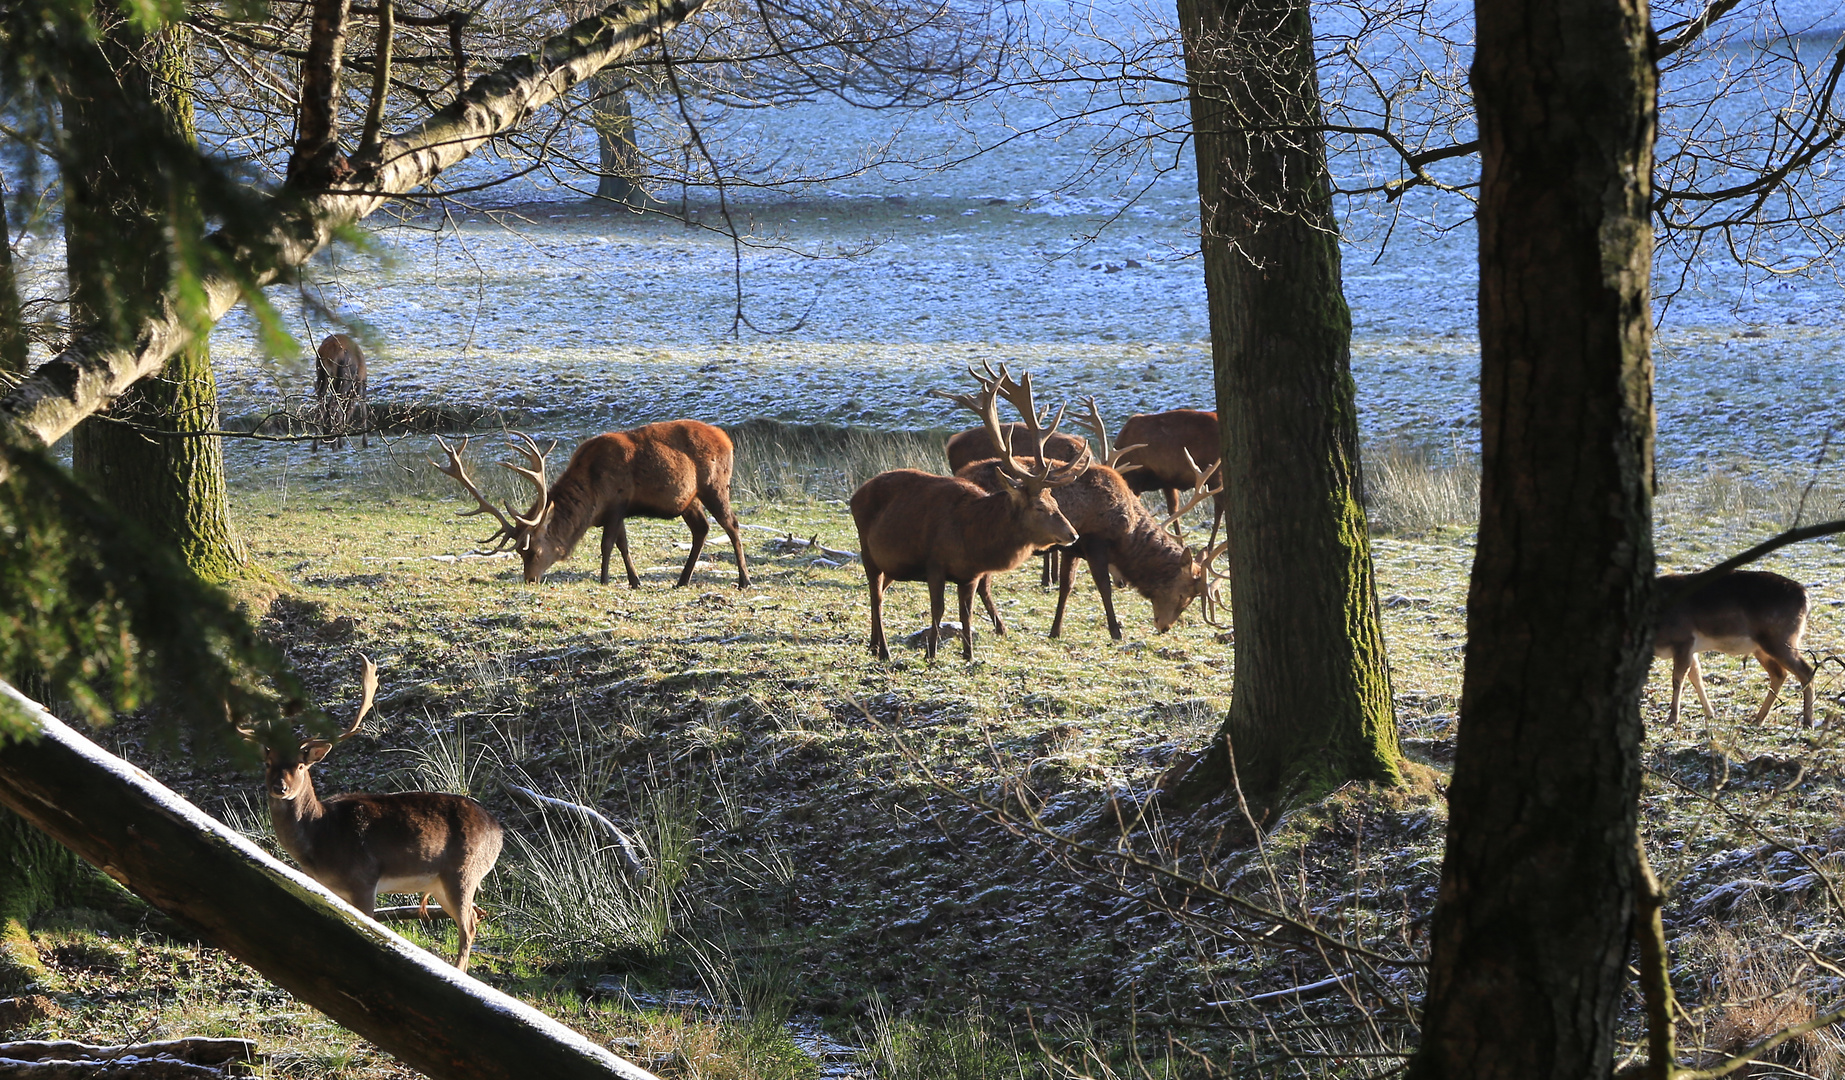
(1364, 441), (1479, 534)
(1657, 465), (1845, 531)
(860, 995), (1035, 1080)
(729, 420), (944, 502)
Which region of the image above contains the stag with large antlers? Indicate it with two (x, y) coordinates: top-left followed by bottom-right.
(241, 657), (504, 971)
(854, 364), (1089, 660)
(434, 420), (750, 588)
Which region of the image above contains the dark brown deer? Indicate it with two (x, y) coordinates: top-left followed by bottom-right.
(1654, 570), (1817, 726)
(242, 657), (504, 971)
(943, 411), (1090, 589)
(434, 420), (750, 589)
(312, 334), (369, 451)
(853, 366), (1089, 660)
(1114, 409), (1222, 542)
(960, 458), (1224, 640)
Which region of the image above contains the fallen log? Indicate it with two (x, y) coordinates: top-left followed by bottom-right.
(0, 681), (656, 1080)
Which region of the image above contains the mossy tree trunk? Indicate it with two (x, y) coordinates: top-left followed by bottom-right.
(64, 18), (247, 583)
(1406, 0), (1657, 1075)
(1168, 0), (1400, 812)
(0, 807), (137, 991)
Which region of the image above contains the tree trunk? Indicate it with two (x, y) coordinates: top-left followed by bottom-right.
(0, 184), (25, 377)
(1168, 0), (1400, 810)
(1406, 1), (1657, 1076)
(0, 806), (139, 991)
(64, 21), (247, 583)
(0, 682), (659, 1080)
(592, 76), (643, 204)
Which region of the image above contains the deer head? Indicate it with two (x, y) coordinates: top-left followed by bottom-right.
(433, 433), (560, 583)
(242, 656), (379, 801)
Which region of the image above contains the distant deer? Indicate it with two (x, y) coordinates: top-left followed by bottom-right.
(312, 334), (369, 451)
(1654, 570), (1817, 727)
(241, 657), (504, 971)
(434, 420), (750, 589)
(1114, 409), (1222, 543)
(853, 364), (1089, 660)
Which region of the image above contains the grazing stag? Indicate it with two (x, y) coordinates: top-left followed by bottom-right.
(434, 420), (750, 588)
(1113, 409), (1222, 542)
(960, 457), (1224, 640)
(242, 657), (504, 971)
(312, 334), (369, 451)
(1654, 570), (1816, 727)
(853, 366), (1089, 660)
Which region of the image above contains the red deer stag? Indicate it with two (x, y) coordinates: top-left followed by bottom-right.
(1114, 409), (1222, 543)
(434, 420), (750, 588)
(241, 657), (504, 971)
(942, 398), (1091, 589)
(853, 366), (1089, 660)
(312, 333), (369, 451)
(1654, 570), (1816, 727)
(961, 454), (1224, 641)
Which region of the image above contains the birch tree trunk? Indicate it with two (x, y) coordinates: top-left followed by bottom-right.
(1407, 0), (1657, 1074)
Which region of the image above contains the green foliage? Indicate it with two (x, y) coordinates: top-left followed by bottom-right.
(0, 443), (315, 747)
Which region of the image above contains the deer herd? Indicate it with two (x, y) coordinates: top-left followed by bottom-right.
(264, 351), (1825, 973)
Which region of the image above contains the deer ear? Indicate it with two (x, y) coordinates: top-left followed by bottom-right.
(301, 740), (334, 766)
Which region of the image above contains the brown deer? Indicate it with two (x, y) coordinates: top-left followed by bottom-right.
(312, 334), (369, 451)
(1114, 409), (1222, 542)
(944, 413), (1090, 589)
(1654, 570), (1817, 727)
(853, 365), (1089, 660)
(242, 657), (504, 971)
(434, 420), (750, 589)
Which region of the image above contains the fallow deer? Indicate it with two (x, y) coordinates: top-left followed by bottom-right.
(312, 334), (369, 451)
(242, 657), (504, 971)
(853, 364), (1089, 660)
(1114, 408), (1222, 543)
(959, 458), (1224, 640)
(1654, 570), (1817, 727)
(434, 420), (750, 589)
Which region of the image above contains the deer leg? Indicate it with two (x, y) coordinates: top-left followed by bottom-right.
(431, 874), (476, 972)
(1050, 546), (1081, 639)
(1165, 488), (1184, 541)
(612, 519), (642, 588)
(865, 563), (889, 660)
(1040, 549), (1055, 590)
(1750, 651), (1791, 726)
(976, 575), (1006, 635)
(599, 526), (617, 586)
(1757, 640), (1817, 726)
(1085, 538), (1123, 642)
(677, 509), (711, 587)
(957, 581), (976, 660)
(926, 573), (947, 661)
(357, 397), (370, 449)
(1668, 648), (1691, 726)
(698, 488), (751, 588)
(1684, 652), (1721, 727)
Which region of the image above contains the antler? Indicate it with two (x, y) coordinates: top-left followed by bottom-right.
(433, 436), (519, 552)
(932, 363), (1090, 487)
(305, 655), (379, 751)
(1073, 396), (1146, 471)
(1161, 451), (1223, 529)
(500, 432), (555, 527)
(1196, 541), (1231, 628)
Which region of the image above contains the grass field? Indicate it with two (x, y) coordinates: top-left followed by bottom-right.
(10, 429), (1845, 1077)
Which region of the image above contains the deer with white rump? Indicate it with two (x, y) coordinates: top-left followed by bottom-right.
(241, 656), (504, 971)
(1654, 569), (1817, 727)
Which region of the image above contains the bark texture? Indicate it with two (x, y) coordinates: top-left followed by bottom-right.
(592, 76), (643, 203)
(64, 21), (246, 582)
(1170, 0), (1399, 808)
(0, 682), (658, 1080)
(0, 0), (709, 479)
(1407, 1), (1657, 1076)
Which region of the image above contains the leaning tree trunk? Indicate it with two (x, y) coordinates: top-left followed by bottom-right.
(1168, 0), (1400, 811)
(1406, 1), (1657, 1077)
(591, 75), (644, 204)
(64, 21), (247, 583)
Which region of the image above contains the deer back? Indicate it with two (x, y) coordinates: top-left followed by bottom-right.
(945, 424), (1088, 473)
(852, 468), (1076, 583)
(315, 334), (366, 397)
(544, 419), (733, 544)
(1115, 410), (1220, 494)
(312, 791), (503, 893)
(1656, 570), (1810, 656)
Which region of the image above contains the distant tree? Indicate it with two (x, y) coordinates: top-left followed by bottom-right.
(1407, 0), (1658, 1073)
(1166, 0), (1401, 811)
